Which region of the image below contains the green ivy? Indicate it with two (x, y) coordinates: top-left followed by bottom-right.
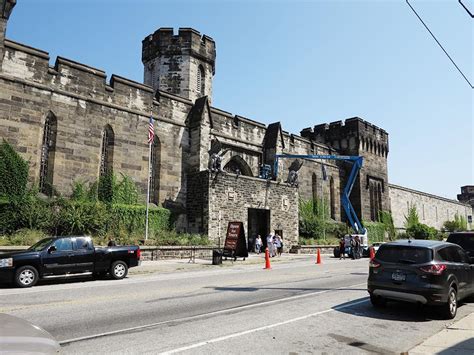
(0, 140), (28, 200)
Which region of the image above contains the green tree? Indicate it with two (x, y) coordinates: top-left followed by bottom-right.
(404, 204), (420, 229)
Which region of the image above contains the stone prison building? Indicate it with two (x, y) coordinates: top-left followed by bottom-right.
(0, 1), (471, 248)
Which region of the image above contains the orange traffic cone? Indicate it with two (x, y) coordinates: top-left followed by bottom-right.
(316, 248), (322, 264)
(264, 247), (271, 269)
(369, 246), (375, 261)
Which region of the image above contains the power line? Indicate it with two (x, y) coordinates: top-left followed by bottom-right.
(459, 0), (474, 18)
(406, 0), (473, 89)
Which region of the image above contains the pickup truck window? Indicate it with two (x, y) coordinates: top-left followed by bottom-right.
(52, 238), (73, 251)
(74, 237), (93, 250)
(28, 238), (54, 251)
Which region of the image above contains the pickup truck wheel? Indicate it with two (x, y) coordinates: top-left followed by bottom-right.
(14, 266), (39, 288)
(110, 261), (128, 280)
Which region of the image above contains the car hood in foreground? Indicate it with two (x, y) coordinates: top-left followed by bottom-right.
(0, 313), (60, 354)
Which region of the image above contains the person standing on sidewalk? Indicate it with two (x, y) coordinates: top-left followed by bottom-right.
(339, 237), (345, 260)
(266, 233), (274, 257)
(255, 235), (262, 254)
(274, 234), (282, 257)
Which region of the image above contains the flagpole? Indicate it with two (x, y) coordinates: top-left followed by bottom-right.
(145, 140), (152, 241)
(145, 113), (153, 242)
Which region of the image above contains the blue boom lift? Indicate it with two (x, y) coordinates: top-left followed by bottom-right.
(273, 154), (366, 236)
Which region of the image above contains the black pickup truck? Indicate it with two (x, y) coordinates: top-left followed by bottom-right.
(0, 236), (141, 287)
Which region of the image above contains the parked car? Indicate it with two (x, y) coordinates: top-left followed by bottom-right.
(0, 236), (141, 288)
(367, 239), (474, 319)
(447, 232), (474, 262)
(0, 313), (60, 354)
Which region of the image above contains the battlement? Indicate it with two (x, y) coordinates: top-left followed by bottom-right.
(142, 27), (216, 72)
(300, 117), (389, 157)
(1, 39), (159, 114)
(302, 117), (388, 142)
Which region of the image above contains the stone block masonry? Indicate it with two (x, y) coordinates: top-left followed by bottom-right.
(188, 171), (299, 249)
(389, 184), (473, 231)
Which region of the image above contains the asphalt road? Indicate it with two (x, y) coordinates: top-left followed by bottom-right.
(1, 256), (473, 354)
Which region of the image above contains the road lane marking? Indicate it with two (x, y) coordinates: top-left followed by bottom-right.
(0, 270), (366, 312)
(160, 298), (370, 354)
(59, 282), (367, 346)
(0, 258), (368, 296)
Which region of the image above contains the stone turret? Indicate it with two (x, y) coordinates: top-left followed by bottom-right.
(301, 117), (390, 222)
(0, 0), (16, 67)
(142, 27), (216, 103)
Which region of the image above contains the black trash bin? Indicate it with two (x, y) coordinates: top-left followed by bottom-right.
(212, 249), (223, 265)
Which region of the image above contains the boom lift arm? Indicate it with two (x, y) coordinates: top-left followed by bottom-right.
(273, 154), (366, 234)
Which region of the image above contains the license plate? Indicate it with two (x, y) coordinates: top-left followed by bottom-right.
(392, 272), (406, 281)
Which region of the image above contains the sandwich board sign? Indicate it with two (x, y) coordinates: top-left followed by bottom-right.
(223, 221), (248, 260)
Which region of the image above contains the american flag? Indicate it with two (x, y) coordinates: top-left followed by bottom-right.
(148, 116), (155, 144)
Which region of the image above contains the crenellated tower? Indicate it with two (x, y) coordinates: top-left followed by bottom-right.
(0, 0), (16, 67)
(142, 27), (216, 103)
(301, 117), (390, 223)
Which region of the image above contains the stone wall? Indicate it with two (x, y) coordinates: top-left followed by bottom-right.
(389, 184), (473, 231)
(188, 171), (299, 249)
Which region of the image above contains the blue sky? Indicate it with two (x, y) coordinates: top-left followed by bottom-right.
(6, 0), (473, 199)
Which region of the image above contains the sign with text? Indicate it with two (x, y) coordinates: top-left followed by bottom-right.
(223, 221), (248, 259)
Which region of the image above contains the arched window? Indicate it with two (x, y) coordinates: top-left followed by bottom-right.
(39, 111), (57, 195)
(197, 65), (205, 95)
(223, 155), (253, 177)
(149, 136), (161, 204)
(100, 125), (114, 177)
(329, 176), (336, 219)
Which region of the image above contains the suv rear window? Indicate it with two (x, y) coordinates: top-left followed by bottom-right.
(447, 233), (474, 251)
(376, 245), (433, 264)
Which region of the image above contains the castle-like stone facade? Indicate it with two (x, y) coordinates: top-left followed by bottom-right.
(0, 1), (471, 246)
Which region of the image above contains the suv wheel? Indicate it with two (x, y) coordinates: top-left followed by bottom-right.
(370, 294), (386, 308)
(15, 266), (39, 288)
(110, 261), (128, 280)
(440, 287), (457, 319)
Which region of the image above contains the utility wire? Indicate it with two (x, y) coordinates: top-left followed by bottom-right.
(406, 0), (473, 89)
(459, 0), (474, 18)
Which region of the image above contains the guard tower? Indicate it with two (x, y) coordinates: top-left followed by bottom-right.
(301, 117), (390, 222)
(142, 27), (216, 103)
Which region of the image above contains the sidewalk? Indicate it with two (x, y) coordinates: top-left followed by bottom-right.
(128, 253), (317, 276)
(409, 312), (474, 354)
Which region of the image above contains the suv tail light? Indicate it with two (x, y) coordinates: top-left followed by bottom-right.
(369, 260), (380, 268)
(137, 248), (141, 260)
(420, 264), (446, 275)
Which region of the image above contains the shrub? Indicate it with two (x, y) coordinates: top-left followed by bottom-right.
(0, 140), (29, 200)
(108, 204), (170, 236)
(406, 223), (437, 240)
(299, 198), (333, 239)
(54, 200), (108, 236)
(6, 229), (47, 246)
(443, 213), (468, 232)
(113, 174), (139, 205)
